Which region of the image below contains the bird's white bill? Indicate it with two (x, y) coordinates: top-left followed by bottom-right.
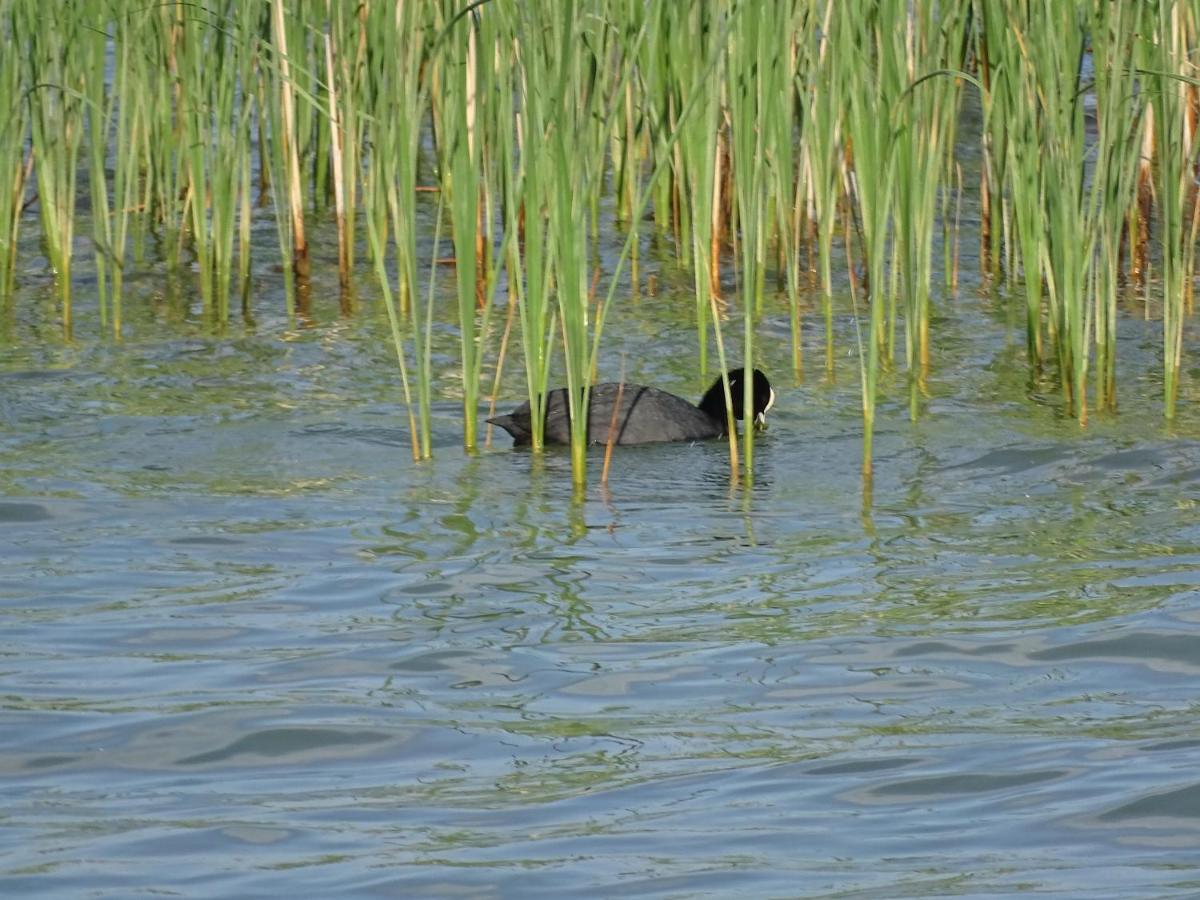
(754, 388), (775, 430)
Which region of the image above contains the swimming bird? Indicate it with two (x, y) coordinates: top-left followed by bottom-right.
(487, 368), (774, 446)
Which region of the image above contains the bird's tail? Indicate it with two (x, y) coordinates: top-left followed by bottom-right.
(486, 414), (530, 444)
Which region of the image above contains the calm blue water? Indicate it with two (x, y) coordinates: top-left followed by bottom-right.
(3, 245), (1200, 898)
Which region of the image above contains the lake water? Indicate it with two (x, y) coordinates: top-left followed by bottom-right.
(3, 229), (1200, 899)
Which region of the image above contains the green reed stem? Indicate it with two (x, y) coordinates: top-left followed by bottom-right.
(727, 0), (777, 476)
(801, 0), (843, 381)
(841, 0), (900, 478)
(1085, 0), (1142, 414)
(892, 1), (970, 419)
(18, 0), (86, 333)
(0, 7), (28, 298)
(1144, 1), (1196, 420)
(437, 3), (486, 451)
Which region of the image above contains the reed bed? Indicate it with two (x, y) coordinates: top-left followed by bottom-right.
(3, 0), (1199, 484)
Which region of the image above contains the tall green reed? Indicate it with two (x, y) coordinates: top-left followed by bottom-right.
(1143, 1), (1198, 420)
(182, 2), (259, 320)
(727, 0), (790, 475)
(839, 0), (902, 478)
(505, 1), (556, 453)
(364, 0), (433, 461)
(434, 2), (517, 455)
(17, 0), (86, 333)
(103, 6), (154, 333)
(1085, 0), (1143, 413)
(980, 3), (1045, 367)
(673, 2), (725, 381)
(768, 2), (809, 382)
(980, 0), (1087, 419)
(323, 0), (367, 291)
(142, 5), (188, 273)
(891, 0), (969, 418)
(799, 0), (845, 380)
(434, 2), (488, 452)
(1026, 2), (1090, 422)
(542, 0), (615, 485)
(0, 4), (28, 298)
(80, 3), (115, 331)
(268, 0), (309, 295)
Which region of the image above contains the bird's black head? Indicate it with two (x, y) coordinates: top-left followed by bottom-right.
(698, 368), (775, 429)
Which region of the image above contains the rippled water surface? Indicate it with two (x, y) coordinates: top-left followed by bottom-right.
(3, 258), (1200, 898)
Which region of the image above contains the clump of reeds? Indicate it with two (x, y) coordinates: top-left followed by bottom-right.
(980, 0), (1200, 426)
(0, 11), (27, 298)
(3, 0), (1199, 483)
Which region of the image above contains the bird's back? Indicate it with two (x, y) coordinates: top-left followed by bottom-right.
(489, 382), (725, 445)
(582, 383), (723, 444)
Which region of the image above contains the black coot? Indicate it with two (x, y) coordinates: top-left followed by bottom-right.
(488, 368), (774, 446)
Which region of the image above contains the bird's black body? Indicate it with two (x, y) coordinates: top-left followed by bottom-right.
(488, 368), (773, 446)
